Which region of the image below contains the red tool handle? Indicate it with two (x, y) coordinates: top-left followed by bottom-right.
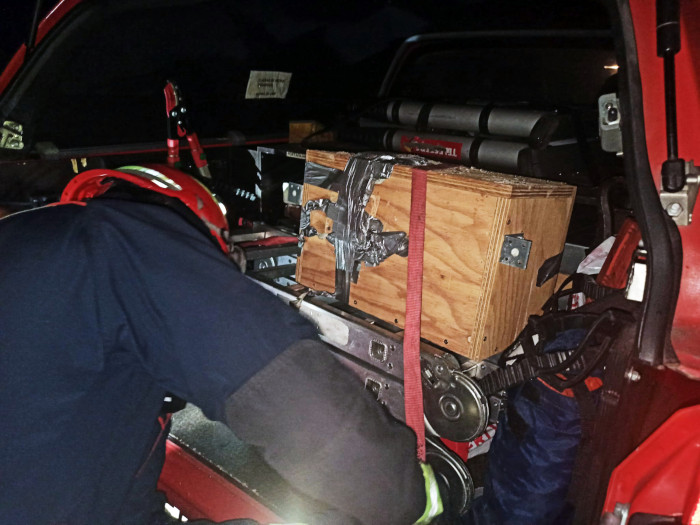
(597, 218), (642, 289)
(164, 83), (181, 167)
(166, 138), (180, 168)
(163, 81), (211, 178)
(186, 133), (207, 169)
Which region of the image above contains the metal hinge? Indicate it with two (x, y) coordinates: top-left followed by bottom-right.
(500, 234), (532, 269)
(659, 160), (699, 226)
(0, 120), (24, 150)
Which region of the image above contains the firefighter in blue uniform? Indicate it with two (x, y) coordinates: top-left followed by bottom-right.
(0, 164), (444, 525)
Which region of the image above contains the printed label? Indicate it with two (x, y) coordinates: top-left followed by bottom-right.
(570, 292), (586, 309)
(399, 134), (462, 160)
(245, 71), (292, 99)
(467, 423), (497, 458)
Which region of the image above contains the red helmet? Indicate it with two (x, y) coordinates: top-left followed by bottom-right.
(61, 164), (229, 253)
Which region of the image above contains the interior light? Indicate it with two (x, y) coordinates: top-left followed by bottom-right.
(604, 64), (620, 70)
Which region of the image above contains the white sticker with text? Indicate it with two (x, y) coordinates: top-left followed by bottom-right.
(245, 71), (292, 99)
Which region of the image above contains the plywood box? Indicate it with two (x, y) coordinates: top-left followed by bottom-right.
(296, 150), (576, 360)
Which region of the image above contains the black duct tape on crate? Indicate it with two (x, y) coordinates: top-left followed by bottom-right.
(300, 152), (429, 304)
(303, 162), (345, 192)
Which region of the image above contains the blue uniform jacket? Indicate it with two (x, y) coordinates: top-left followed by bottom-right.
(0, 199), (316, 524)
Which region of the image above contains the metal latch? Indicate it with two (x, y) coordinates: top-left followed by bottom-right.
(659, 160), (699, 226)
(500, 234), (532, 269)
(598, 94), (622, 154)
(0, 120), (23, 150)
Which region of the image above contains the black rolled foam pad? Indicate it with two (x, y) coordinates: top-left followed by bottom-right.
(366, 100), (563, 148)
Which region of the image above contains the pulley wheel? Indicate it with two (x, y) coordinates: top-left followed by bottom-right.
(424, 370), (489, 442)
(425, 436), (474, 517)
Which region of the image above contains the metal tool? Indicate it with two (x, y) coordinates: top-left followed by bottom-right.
(163, 80), (212, 179)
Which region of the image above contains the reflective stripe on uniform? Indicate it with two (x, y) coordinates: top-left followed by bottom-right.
(413, 463), (443, 525)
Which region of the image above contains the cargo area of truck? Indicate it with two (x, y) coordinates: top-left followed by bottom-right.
(3, 1), (699, 523)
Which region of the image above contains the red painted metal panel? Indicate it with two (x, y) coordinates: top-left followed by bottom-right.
(0, 0), (84, 97)
(602, 405), (700, 519)
(670, 326), (700, 380)
(35, 0), (84, 45)
(0, 45), (26, 97)
(158, 440), (282, 524)
(629, 0), (700, 367)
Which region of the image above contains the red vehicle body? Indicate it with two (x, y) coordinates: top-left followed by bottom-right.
(601, 4), (700, 521)
(1, 0), (699, 523)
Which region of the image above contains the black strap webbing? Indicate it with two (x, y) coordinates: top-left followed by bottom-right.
(481, 309), (626, 397)
(479, 349), (585, 396)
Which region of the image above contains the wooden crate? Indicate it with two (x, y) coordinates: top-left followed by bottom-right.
(297, 150), (576, 360)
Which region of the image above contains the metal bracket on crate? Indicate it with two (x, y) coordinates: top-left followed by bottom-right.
(500, 234), (532, 269)
(282, 182), (304, 206)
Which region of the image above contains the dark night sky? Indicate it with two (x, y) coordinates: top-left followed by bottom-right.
(1, 0), (612, 74)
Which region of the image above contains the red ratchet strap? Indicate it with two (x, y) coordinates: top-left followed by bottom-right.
(404, 168), (428, 461)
